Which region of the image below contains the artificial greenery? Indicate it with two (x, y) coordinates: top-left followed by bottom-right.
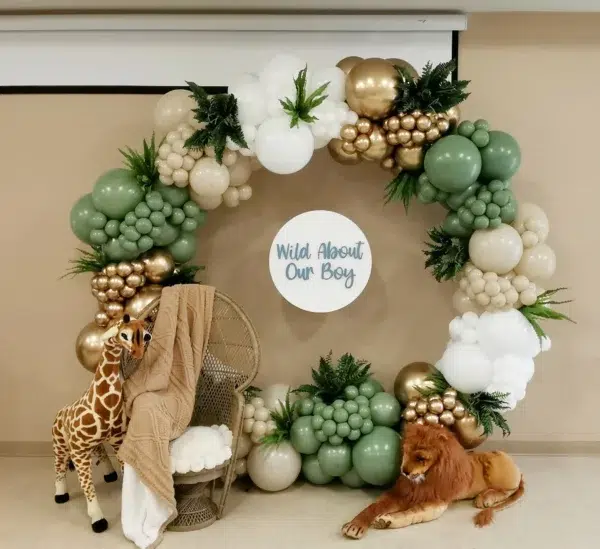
(384, 171), (419, 211)
(394, 59), (470, 113)
(261, 391), (296, 446)
(162, 264), (204, 287)
(423, 226), (469, 282)
(279, 66), (329, 128)
(243, 385), (262, 401)
(520, 287), (575, 340)
(184, 82), (247, 163)
(119, 133), (160, 190)
(419, 369), (511, 437)
(63, 247), (110, 278)
(294, 351), (371, 404)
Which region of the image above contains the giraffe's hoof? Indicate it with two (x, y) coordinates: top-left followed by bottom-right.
(92, 518), (108, 533)
(104, 471), (118, 483)
(54, 493), (70, 504)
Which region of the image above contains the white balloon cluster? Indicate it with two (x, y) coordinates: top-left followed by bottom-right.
(436, 310), (551, 410)
(242, 396), (276, 444)
(228, 54), (358, 175)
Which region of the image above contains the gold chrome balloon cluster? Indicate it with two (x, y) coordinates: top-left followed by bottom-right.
(402, 389), (464, 427)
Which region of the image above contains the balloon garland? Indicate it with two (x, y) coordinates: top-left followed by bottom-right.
(66, 53), (574, 488)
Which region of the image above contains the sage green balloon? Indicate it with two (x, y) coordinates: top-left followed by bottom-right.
(302, 454), (334, 485)
(152, 222), (180, 247)
(369, 393), (401, 427)
(446, 182), (481, 211)
(155, 182), (189, 207)
(479, 130), (521, 181)
(352, 426), (401, 486)
(290, 416), (321, 455)
(168, 233), (197, 263)
(70, 194), (97, 244)
(341, 467), (366, 489)
(443, 212), (474, 237)
(104, 219), (120, 238)
(92, 169), (145, 220)
(317, 442), (352, 477)
(424, 135), (482, 193)
(104, 238), (132, 261)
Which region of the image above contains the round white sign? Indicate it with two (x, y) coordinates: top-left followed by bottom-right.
(269, 210), (372, 313)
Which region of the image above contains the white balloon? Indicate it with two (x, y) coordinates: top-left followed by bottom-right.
(313, 134), (331, 149)
(230, 80), (268, 127)
(228, 154), (252, 187)
(190, 190), (223, 210)
(238, 184), (253, 201)
(247, 442), (301, 492)
(154, 89), (195, 134)
(259, 54), (307, 93)
(254, 116), (314, 174)
(266, 98), (285, 118)
(236, 433), (253, 459)
(449, 317), (465, 341)
(241, 124), (257, 144)
(189, 157), (230, 197)
(261, 384), (296, 413)
(436, 342), (494, 394)
(235, 458), (248, 476)
(310, 67), (346, 102)
(491, 354), (535, 385)
(345, 110), (359, 125)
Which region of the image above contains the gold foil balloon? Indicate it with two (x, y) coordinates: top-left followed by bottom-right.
(453, 415), (487, 449)
(360, 125), (392, 162)
(327, 138), (362, 165)
(336, 56), (364, 75)
(386, 58), (418, 79)
(140, 249), (176, 283)
(124, 284), (163, 318)
(445, 105), (461, 129)
(76, 322), (106, 373)
(395, 146), (424, 171)
(393, 362), (435, 405)
(105, 301), (124, 319)
(95, 311), (110, 328)
(439, 410), (455, 427)
(345, 58), (398, 120)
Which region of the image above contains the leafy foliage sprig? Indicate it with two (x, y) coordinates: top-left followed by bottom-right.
(162, 265), (204, 287)
(384, 171), (419, 211)
(62, 247), (110, 278)
(184, 82), (247, 163)
(260, 391), (297, 446)
(119, 133), (160, 190)
(243, 386), (262, 402)
(280, 66), (329, 128)
(520, 288), (575, 340)
(423, 227), (470, 282)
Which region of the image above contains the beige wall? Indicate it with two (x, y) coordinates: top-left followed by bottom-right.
(0, 13), (595, 446)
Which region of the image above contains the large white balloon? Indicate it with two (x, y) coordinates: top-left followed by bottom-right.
(189, 157), (230, 197)
(436, 342), (494, 394)
(247, 442), (301, 492)
(491, 354), (535, 386)
(259, 54), (307, 96)
(309, 66), (346, 102)
(154, 89), (195, 134)
(254, 116), (315, 174)
(230, 80), (269, 127)
(261, 384), (296, 414)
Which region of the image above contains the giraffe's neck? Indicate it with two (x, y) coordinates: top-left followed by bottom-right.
(93, 337), (123, 386)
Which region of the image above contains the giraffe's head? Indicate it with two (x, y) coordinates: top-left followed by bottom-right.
(102, 314), (152, 359)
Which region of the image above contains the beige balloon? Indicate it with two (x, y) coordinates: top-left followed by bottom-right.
(452, 289), (481, 315)
(469, 224), (524, 275)
(228, 154), (252, 187)
(76, 322), (107, 373)
(512, 203), (550, 242)
(153, 89), (196, 135)
(222, 187), (240, 208)
(190, 189), (223, 210)
(238, 184), (253, 201)
(189, 157), (230, 197)
(515, 243), (556, 281)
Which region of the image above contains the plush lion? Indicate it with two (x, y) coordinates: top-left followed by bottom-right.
(342, 423), (524, 539)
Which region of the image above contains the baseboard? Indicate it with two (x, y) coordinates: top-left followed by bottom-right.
(2, 440), (600, 458)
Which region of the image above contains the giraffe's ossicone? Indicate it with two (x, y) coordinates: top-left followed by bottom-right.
(52, 313), (152, 533)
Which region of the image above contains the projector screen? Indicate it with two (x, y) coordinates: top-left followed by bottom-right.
(0, 13), (465, 89)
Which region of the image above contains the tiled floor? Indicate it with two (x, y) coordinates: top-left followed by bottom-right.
(1, 456), (598, 548)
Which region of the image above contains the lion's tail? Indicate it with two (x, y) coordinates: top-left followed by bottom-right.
(473, 475), (525, 528)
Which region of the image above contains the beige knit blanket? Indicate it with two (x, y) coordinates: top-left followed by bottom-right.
(119, 284), (214, 542)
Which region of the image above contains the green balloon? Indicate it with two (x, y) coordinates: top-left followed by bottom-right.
(103, 238), (130, 261)
(457, 120), (475, 138)
(348, 413), (363, 430)
(348, 429), (361, 441)
(354, 395), (369, 406)
(171, 208), (186, 225)
(318, 443), (352, 477)
(479, 130), (521, 181)
(155, 182), (189, 207)
(149, 211), (166, 227)
(145, 191), (164, 211)
(162, 203), (173, 217)
(442, 212), (473, 237)
(124, 227), (141, 242)
(360, 418), (374, 435)
(322, 406), (334, 420)
(322, 419), (337, 437)
(135, 218), (153, 235)
(298, 398), (315, 416)
(344, 385), (359, 400)
(424, 135), (482, 193)
(313, 402), (326, 416)
(137, 235), (154, 252)
(344, 400), (359, 414)
(369, 393), (401, 427)
(500, 200), (518, 223)
(471, 129), (490, 148)
(329, 434), (344, 446)
(152, 223), (180, 247)
(125, 212), (138, 226)
(341, 468), (366, 489)
(290, 416), (321, 455)
(336, 422), (351, 438)
(122, 239), (138, 253)
(89, 211), (107, 230)
(181, 218), (198, 232)
(92, 168), (144, 220)
(445, 182), (481, 211)
(90, 229), (108, 245)
(168, 233), (197, 263)
(358, 381), (377, 399)
(70, 194), (98, 244)
(302, 454), (334, 485)
(315, 430), (328, 443)
(358, 405), (371, 419)
(104, 220), (120, 238)
(312, 415), (325, 430)
(333, 408), (349, 423)
(183, 200), (200, 218)
(352, 426), (401, 486)
(135, 202), (151, 218)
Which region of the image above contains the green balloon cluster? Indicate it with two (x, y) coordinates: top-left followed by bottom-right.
(292, 380), (401, 487)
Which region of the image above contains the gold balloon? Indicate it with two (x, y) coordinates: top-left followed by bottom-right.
(342, 141), (357, 154)
(439, 410), (456, 427)
(340, 124), (358, 142)
(445, 105), (461, 129)
(386, 132), (400, 146)
(95, 311), (109, 328)
(76, 322), (106, 373)
(400, 115), (416, 131)
(345, 58), (398, 120)
(411, 131), (426, 145)
(95, 275), (109, 291)
(327, 138), (362, 166)
(407, 398), (418, 409)
(124, 284), (163, 319)
(360, 125), (392, 162)
(96, 291), (108, 304)
(416, 116), (432, 132)
(453, 415), (487, 449)
(403, 408), (417, 422)
(396, 129), (412, 145)
(355, 118), (372, 134)
(108, 275), (125, 291)
(126, 273), (143, 288)
(120, 285), (136, 299)
(105, 288), (120, 301)
(387, 116), (401, 132)
(141, 249), (176, 284)
(336, 55), (363, 75)
(424, 413), (440, 425)
(116, 262), (133, 277)
(380, 156), (396, 171)
(354, 134), (371, 152)
(444, 388), (458, 398)
(105, 301), (124, 319)
(437, 118), (451, 133)
(428, 399), (444, 415)
(91, 277), (99, 290)
(395, 146), (424, 171)
(426, 127), (441, 142)
(415, 400), (428, 416)
(104, 264), (118, 277)
(386, 58), (419, 79)
(393, 361), (435, 405)
(131, 260), (145, 274)
(452, 402), (466, 419)
(415, 417), (425, 425)
(442, 395), (456, 410)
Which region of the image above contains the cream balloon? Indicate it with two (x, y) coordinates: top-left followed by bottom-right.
(238, 184), (253, 201)
(228, 154), (252, 186)
(154, 89), (195, 134)
(512, 203), (550, 243)
(189, 157), (230, 197)
(452, 289), (481, 315)
(261, 384), (296, 414)
(236, 433), (253, 460)
(190, 189), (223, 210)
(249, 157), (263, 172)
(247, 442), (302, 492)
(222, 187), (240, 208)
(469, 224), (524, 275)
(515, 243), (556, 281)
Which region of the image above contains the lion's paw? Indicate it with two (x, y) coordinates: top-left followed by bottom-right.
(342, 521), (367, 539)
(373, 515), (392, 529)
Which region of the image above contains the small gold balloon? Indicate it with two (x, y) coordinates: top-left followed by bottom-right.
(453, 415), (487, 449)
(345, 58), (398, 120)
(336, 55), (363, 75)
(426, 127), (441, 142)
(95, 311), (110, 328)
(105, 264), (118, 277)
(108, 275), (125, 291)
(75, 322), (107, 373)
(415, 400), (428, 416)
(124, 284), (163, 319)
(387, 116), (401, 132)
(386, 58), (419, 79)
(424, 413), (440, 425)
(380, 156), (396, 171)
(342, 141), (357, 154)
(428, 399), (444, 415)
(445, 105), (461, 129)
(95, 275), (109, 291)
(105, 301), (124, 319)
(397, 129), (412, 145)
(416, 116), (432, 131)
(386, 132), (400, 146)
(360, 125), (392, 162)
(91, 277), (99, 290)
(96, 291), (108, 303)
(340, 124), (359, 142)
(116, 262), (133, 277)
(106, 288), (120, 301)
(141, 250), (176, 284)
(393, 361), (435, 405)
(437, 118), (451, 133)
(444, 388), (458, 398)
(91, 288), (99, 299)
(412, 110), (423, 118)
(354, 134), (371, 152)
(407, 398), (418, 409)
(400, 115), (416, 131)
(415, 418), (425, 425)
(403, 408), (417, 422)
(411, 131), (426, 145)
(120, 285), (136, 298)
(327, 138), (362, 165)
(126, 273), (143, 288)
(355, 118), (372, 134)
(131, 260), (145, 274)
(439, 410), (456, 427)
(452, 402), (466, 419)
(395, 146), (424, 171)
(442, 395), (456, 410)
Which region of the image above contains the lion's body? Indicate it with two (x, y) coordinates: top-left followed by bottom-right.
(342, 423), (524, 540)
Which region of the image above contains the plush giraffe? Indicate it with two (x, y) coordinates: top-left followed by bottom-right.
(52, 314), (152, 533)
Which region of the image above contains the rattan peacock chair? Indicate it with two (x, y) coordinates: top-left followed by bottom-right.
(120, 287), (260, 531)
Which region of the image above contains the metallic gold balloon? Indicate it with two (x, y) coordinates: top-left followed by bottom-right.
(95, 311), (109, 328)
(424, 413), (440, 425)
(124, 284), (163, 319)
(442, 395), (456, 410)
(395, 146), (424, 171)
(400, 115), (416, 131)
(415, 417), (425, 425)
(141, 249), (176, 284)
(120, 285), (136, 299)
(95, 275), (109, 291)
(426, 127), (441, 142)
(355, 118), (372, 134)
(360, 125), (392, 162)
(439, 410), (456, 427)
(76, 322), (106, 373)
(380, 156), (396, 171)
(327, 138), (362, 165)
(428, 399), (444, 415)
(342, 141), (357, 154)
(96, 290), (108, 303)
(386, 132), (400, 146)
(131, 260), (145, 274)
(397, 129), (412, 145)
(452, 402), (466, 419)
(411, 131), (426, 145)
(387, 116), (401, 132)
(106, 288), (120, 301)
(437, 118), (451, 133)
(403, 408), (417, 422)
(446, 105), (461, 129)
(407, 398), (418, 409)
(108, 275), (125, 291)
(416, 116), (432, 131)
(386, 58), (418, 79)
(91, 277), (99, 290)
(116, 262), (133, 277)
(336, 55), (363, 75)
(340, 124), (358, 142)
(345, 58), (398, 120)
(444, 388), (458, 398)
(126, 273), (143, 288)
(354, 134), (371, 152)
(393, 361), (435, 405)
(105, 301), (124, 319)
(453, 415), (487, 449)
(415, 400), (428, 416)
(104, 264), (118, 277)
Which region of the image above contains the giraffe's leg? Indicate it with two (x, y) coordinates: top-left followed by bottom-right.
(70, 451), (108, 533)
(52, 426), (70, 504)
(108, 432), (125, 475)
(92, 444), (118, 483)
(372, 503), (448, 530)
